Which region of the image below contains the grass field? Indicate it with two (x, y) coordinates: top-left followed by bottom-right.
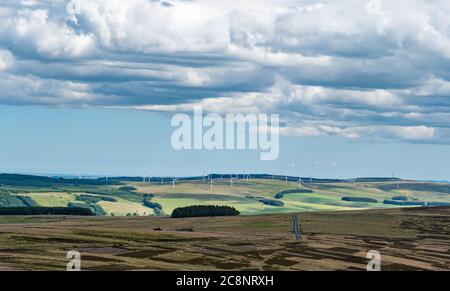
(0, 207), (449, 271)
(98, 198), (154, 216)
(17, 192), (76, 207)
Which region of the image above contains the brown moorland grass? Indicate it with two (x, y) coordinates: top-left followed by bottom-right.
(0, 207), (449, 271)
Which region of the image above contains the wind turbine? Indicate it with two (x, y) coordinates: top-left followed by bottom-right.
(230, 174), (234, 187)
(243, 170), (249, 182)
(297, 178), (303, 188)
(210, 178), (216, 190)
(392, 170), (400, 189)
(170, 172), (180, 189)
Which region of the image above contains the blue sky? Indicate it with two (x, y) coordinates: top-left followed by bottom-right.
(1, 104), (449, 180)
(0, 0), (449, 180)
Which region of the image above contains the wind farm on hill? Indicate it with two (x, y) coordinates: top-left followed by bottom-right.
(1, 173), (449, 217)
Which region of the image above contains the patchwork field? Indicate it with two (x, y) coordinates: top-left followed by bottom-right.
(0, 207), (449, 271)
(129, 179), (450, 215)
(16, 192), (153, 217)
(8, 178), (450, 216)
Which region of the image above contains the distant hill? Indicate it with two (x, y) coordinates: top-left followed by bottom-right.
(106, 174), (400, 184)
(355, 177), (399, 182)
(377, 182), (450, 194)
(0, 174), (121, 188)
(0, 173), (449, 217)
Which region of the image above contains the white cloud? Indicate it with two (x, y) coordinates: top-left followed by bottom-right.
(0, 0), (449, 143)
(0, 9), (95, 59)
(280, 126), (323, 137)
(69, 0), (229, 53)
(124, 75), (447, 142)
(281, 125), (436, 141)
(0, 74), (108, 106)
(388, 125), (436, 140)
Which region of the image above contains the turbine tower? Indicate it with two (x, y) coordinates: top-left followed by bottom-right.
(244, 170), (250, 182)
(171, 172), (179, 189)
(210, 178), (216, 190)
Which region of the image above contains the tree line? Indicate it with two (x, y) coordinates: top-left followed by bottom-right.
(0, 207), (94, 216)
(171, 205), (240, 218)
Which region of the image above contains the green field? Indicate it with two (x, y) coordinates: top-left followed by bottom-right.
(130, 179), (450, 215)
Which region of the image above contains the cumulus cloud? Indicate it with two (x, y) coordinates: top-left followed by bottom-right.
(0, 0), (449, 143)
(3, 8), (97, 58)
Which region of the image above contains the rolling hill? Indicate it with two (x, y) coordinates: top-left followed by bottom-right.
(0, 174), (449, 216)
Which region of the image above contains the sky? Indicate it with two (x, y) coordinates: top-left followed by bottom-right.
(0, 0), (449, 180)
